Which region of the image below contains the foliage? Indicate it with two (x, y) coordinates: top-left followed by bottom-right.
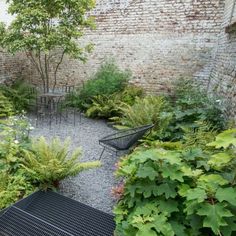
(22, 137), (101, 189)
(0, 92), (14, 117)
(114, 129), (236, 236)
(0, 116), (99, 209)
(0, 0), (95, 92)
(63, 90), (82, 109)
(0, 170), (35, 209)
(169, 79), (226, 140)
(0, 80), (37, 112)
(86, 86), (143, 119)
(78, 61), (131, 109)
(112, 96), (172, 137)
(0, 116), (35, 209)
(0, 115), (32, 173)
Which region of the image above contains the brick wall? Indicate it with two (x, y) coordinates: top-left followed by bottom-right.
(0, 1), (24, 84)
(208, 0), (236, 120)
(24, 0), (225, 93)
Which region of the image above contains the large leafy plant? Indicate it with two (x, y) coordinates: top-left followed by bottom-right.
(22, 137), (101, 188)
(114, 129), (236, 236)
(0, 0), (95, 92)
(170, 79), (226, 137)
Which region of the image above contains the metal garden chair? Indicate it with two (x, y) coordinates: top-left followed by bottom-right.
(99, 124), (154, 160)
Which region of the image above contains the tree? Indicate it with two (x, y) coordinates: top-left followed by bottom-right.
(0, 0), (96, 92)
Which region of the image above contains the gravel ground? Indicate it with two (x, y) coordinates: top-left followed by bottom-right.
(29, 113), (119, 214)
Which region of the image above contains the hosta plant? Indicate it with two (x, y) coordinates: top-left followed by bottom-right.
(22, 137), (101, 188)
(114, 129), (236, 236)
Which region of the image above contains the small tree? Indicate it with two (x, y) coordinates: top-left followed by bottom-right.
(0, 0), (95, 92)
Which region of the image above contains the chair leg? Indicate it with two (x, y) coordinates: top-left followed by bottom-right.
(73, 108), (76, 126)
(99, 147), (106, 160)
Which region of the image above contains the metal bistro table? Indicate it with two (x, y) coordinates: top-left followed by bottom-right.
(39, 92), (66, 103)
(36, 92), (66, 126)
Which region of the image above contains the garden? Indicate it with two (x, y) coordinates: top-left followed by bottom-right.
(0, 0), (236, 236)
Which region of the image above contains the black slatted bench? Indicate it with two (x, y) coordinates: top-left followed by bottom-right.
(0, 191), (115, 236)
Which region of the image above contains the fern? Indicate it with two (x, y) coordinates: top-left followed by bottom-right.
(0, 92), (14, 117)
(112, 96), (172, 134)
(0, 170), (35, 209)
(85, 85), (143, 119)
(22, 137), (101, 188)
(0, 80), (37, 112)
(182, 121), (217, 149)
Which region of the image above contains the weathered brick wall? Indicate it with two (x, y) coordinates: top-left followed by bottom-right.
(0, 1), (25, 84)
(208, 0), (236, 120)
(24, 0), (225, 93)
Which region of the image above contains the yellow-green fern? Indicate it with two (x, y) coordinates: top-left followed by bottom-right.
(22, 137), (101, 189)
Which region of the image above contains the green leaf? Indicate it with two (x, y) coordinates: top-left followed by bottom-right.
(152, 214), (175, 236)
(122, 163), (137, 175)
(170, 221), (187, 236)
(208, 152), (233, 169)
(157, 199), (179, 216)
(197, 203), (233, 234)
(221, 217), (236, 236)
(178, 184), (190, 197)
(162, 165), (184, 182)
(186, 188), (207, 203)
(181, 166), (202, 177)
(139, 183), (159, 198)
(136, 166), (158, 181)
(184, 200), (200, 215)
(197, 174), (229, 188)
(207, 129), (236, 149)
(136, 224), (156, 236)
(156, 182), (177, 199)
(216, 187), (236, 206)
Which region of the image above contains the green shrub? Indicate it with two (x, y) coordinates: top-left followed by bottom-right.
(172, 79), (226, 131)
(112, 96), (172, 136)
(0, 116), (32, 173)
(86, 86), (143, 119)
(63, 90), (81, 109)
(114, 128), (236, 236)
(22, 137), (101, 189)
(0, 80), (37, 112)
(78, 61), (131, 109)
(0, 92), (14, 117)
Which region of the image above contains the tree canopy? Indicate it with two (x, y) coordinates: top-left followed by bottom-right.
(0, 0), (96, 92)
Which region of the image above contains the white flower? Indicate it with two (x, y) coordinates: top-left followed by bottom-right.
(14, 140), (19, 144)
(29, 126), (34, 130)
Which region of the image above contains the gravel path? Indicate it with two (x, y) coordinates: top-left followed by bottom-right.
(29, 113), (119, 214)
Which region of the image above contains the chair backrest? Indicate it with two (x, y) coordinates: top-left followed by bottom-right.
(99, 124), (154, 150)
(61, 85), (75, 93)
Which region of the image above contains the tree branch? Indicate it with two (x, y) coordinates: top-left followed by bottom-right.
(26, 51), (46, 91)
(53, 49), (66, 91)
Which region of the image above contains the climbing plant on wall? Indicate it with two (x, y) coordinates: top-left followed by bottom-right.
(0, 0), (96, 92)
